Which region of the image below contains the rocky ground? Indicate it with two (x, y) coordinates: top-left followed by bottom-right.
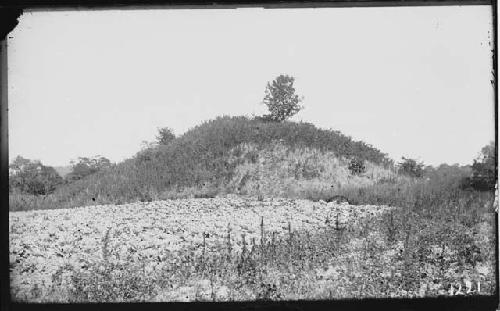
(9, 196), (495, 302)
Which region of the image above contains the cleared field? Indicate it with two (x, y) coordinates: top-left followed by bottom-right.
(9, 197), (494, 302)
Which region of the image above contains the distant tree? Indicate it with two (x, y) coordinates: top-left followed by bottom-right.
(38, 166), (64, 194)
(423, 165), (436, 177)
(9, 155), (31, 176)
(398, 157), (424, 178)
(156, 127), (176, 145)
(262, 74), (304, 122)
(9, 156), (63, 195)
(424, 163), (472, 188)
(66, 155), (112, 182)
(465, 141), (496, 191)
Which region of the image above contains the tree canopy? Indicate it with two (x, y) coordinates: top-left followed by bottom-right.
(9, 156), (63, 195)
(468, 141), (496, 191)
(66, 156), (112, 182)
(398, 157), (424, 178)
(156, 127), (176, 145)
(262, 75), (304, 122)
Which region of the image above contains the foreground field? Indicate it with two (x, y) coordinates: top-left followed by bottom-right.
(9, 196), (495, 302)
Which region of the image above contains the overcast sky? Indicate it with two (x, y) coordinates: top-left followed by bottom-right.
(8, 6), (494, 167)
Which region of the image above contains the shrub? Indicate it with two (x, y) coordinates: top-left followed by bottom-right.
(156, 127), (176, 145)
(348, 158), (366, 175)
(9, 156), (63, 195)
(398, 157), (424, 178)
(469, 141), (496, 191)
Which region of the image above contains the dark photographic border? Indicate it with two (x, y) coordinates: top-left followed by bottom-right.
(0, 1), (497, 310)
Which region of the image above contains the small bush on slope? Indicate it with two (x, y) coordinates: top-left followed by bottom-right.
(348, 158), (366, 176)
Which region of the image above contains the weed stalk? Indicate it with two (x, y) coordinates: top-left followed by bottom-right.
(226, 224), (232, 260)
(102, 227), (111, 263)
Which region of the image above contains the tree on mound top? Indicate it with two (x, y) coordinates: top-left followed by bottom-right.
(262, 74), (304, 122)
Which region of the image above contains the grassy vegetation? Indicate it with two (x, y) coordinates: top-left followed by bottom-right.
(10, 116), (396, 211)
(9, 114), (496, 301)
(26, 179), (494, 302)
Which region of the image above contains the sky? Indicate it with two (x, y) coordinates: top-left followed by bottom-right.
(7, 5), (495, 167)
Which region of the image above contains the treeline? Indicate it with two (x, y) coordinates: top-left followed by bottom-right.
(9, 156), (63, 195)
(395, 140), (496, 192)
(9, 155), (113, 196)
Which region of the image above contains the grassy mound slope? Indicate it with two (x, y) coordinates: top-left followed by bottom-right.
(10, 116), (395, 211)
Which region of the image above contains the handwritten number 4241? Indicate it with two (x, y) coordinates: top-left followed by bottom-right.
(449, 281), (481, 295)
